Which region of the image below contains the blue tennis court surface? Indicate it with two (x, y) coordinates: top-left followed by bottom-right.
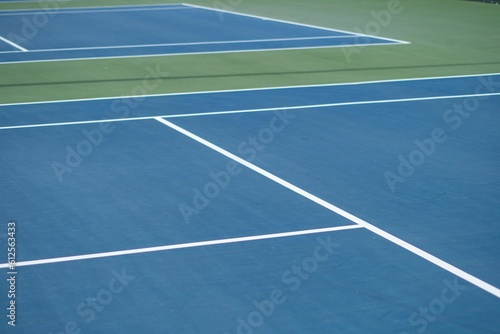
(0, 74), (500, 333)
(0, 3), (407, 64)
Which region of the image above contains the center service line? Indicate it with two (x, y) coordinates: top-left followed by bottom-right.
(154, 117), (500, 299)
(0, 35), (28, 52)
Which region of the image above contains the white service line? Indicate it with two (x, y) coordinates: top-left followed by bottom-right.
(154, 116), (500, 299)
(0, 35), (28, 52)
(2, 91), (500, 131)
(0, 225), (362, 268)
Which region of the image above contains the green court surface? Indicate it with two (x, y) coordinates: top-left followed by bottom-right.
(0, 0), (499, 103)
(1, 1), (499, 333)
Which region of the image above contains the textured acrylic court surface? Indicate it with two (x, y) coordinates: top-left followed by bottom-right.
(0, 3), (406, 63)
(0, 74), (499, 333)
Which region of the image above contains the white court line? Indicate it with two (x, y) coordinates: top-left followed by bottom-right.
(0, 35), (360, 54)
(0, 3), (407, 63)
(154, 117), (500, 299)
(0, 3), (186, 12)
(2, 91), (500, 131)
(2, 72), (497, 108)
(0, 4), (191, 16)
(0, 41), (402, 65)
(0, 35), (28, 52)
(184, 3), (410, 45)
(0, 2), (407, 45)
(0, 225), (362, 268)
